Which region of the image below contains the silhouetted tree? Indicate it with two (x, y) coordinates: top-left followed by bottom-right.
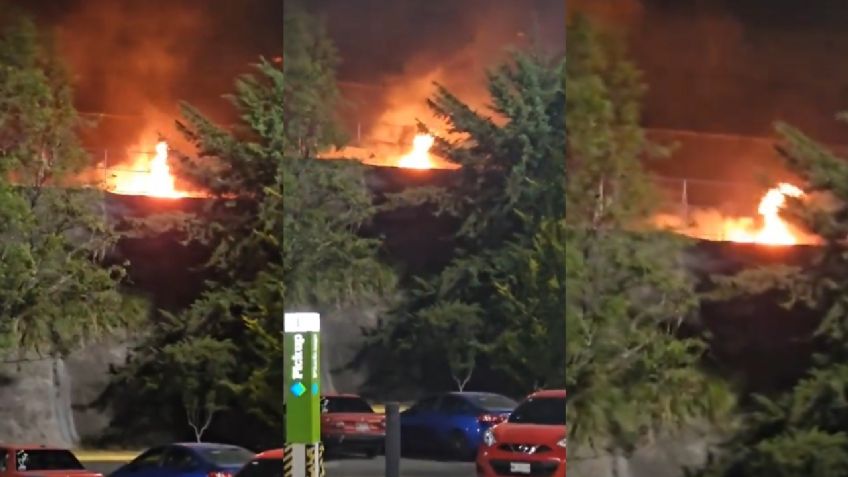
(564, 15), (731, 461)
(0, 11), (141, 361)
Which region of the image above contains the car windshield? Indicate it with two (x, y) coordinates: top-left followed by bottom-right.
(197, 447), (254, 466)
(235, 458), (283, 477)
(14, 449), (84, 471)
(464, 393), (517, 411)
(323, 396), (374, 413)
(508, 397), (566, 425)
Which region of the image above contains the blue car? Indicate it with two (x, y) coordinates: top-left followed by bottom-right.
(400, 391), (518, 460)
(109, 443), (254, 477)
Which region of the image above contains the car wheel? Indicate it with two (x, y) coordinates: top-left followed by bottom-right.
(447, 430), (474, 461)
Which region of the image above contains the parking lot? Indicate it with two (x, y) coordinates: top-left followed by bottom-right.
(84, 457), (475, 477)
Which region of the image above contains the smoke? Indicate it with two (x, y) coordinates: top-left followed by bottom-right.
(654, 206), (821, 245)
(309, 0), (564, 167)
(14, 0), (281, 178)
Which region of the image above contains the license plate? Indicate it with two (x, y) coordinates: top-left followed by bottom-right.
(356, 423), (370, 432)
(510, 462), (531, 474)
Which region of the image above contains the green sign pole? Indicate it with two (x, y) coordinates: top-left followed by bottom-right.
(283, 312), (322, 477)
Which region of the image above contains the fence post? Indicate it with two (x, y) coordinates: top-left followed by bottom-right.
(385, 403), (401, 477)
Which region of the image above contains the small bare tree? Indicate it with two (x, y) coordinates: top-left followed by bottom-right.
(184, 387), (224, 443)
(419, 301), (483, 392)
(145, 336), (236, 442)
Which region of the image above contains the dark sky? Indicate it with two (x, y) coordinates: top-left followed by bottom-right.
(571, 0), (848, 189)
(307, 0), (564, 83)
(6, 0), (282, 154)
(302, 0), (565, 144)
(572, 0), (848, 142)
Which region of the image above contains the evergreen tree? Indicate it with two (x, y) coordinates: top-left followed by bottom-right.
(692, 116), (848, 477)
(493, 218), (565, 390)
(0, 11), (140, 359)
(564, 15), (730, 458)
(360, 39), (566, 395)
(107, 4), (393, 444)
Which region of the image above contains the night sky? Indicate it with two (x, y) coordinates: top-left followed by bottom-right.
(306, 0), (564, 138)
(308, 0), (564, 83)
(571, 0), (848, 193)
(572, 0), (848, 142)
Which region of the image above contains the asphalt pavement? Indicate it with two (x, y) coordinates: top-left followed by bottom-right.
(85, 457), (475, 477)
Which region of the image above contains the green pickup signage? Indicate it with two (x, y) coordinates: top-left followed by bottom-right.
(284, 312), (321, 444)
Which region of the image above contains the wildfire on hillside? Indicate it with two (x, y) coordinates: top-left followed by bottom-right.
(655, 182), (820, 246)
(398, 134), (436, 169)
(108, 141), (190, 198)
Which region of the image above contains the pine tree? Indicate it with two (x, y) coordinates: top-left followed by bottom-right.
(0, 11), (141, 359)
(692, 116), (848, 477)
(564, 15), (731, 459)
(107, 4), (394, 441)
(359, 38), (566, 395)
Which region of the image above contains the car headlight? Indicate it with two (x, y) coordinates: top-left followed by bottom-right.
(483, 428), (496, 447)
(557, 437), (567, 448)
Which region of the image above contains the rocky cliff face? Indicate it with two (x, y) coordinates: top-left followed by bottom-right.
(568, 429), (719, 477)
(0, 307), (374, 447)
(0, 338), (129, 447)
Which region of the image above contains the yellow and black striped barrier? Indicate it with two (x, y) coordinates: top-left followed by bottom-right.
(283, 442), (323, 477)
(282, 444), (294, 477)
(318, 443), (326, 477)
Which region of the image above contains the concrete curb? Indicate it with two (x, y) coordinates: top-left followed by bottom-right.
(371, 403), (410, 414)
(75, 451), (141, 462)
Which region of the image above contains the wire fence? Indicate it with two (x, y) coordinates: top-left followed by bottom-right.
(648, 175), (801, 242)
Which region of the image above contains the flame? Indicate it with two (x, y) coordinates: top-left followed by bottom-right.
(655, 182), (815, 246)
(397, 134), (435, 169)
(724, 183), (804, 245)
(110, 141), (186, 198)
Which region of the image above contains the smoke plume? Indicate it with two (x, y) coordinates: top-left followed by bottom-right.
(14, 0), (281, 177)
(309, 0), (565, 167)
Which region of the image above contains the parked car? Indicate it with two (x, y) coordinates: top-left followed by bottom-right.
(400, 391), (518, 460)
(109, 443), (254, 477)
(476, 389), (566, 477)
(233, 449), (282, 477)
(0, 445), (102, 477)
(321, 394), (385, 458)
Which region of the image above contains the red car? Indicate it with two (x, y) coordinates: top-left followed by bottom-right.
(321, 394), (385, 458)
(234, 449), (282, 477)
(476, 389), (566, 477)
(0, 445), (102, 477)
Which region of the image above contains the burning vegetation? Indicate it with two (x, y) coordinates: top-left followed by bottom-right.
(397, 134), (436, 170)
(108, 141), (188, 198)
(655, 182), (819, 246)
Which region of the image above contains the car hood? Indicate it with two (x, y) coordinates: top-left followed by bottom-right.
(493, 423), (566, 446)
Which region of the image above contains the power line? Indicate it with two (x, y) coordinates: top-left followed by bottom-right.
(78, 111), (144, 119)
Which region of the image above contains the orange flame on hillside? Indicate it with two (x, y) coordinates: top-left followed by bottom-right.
(655, 182), (818, 246)
(109, 141), (187, 198)
(724, 183), (805, 245)
(398, 134), (435, 169)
